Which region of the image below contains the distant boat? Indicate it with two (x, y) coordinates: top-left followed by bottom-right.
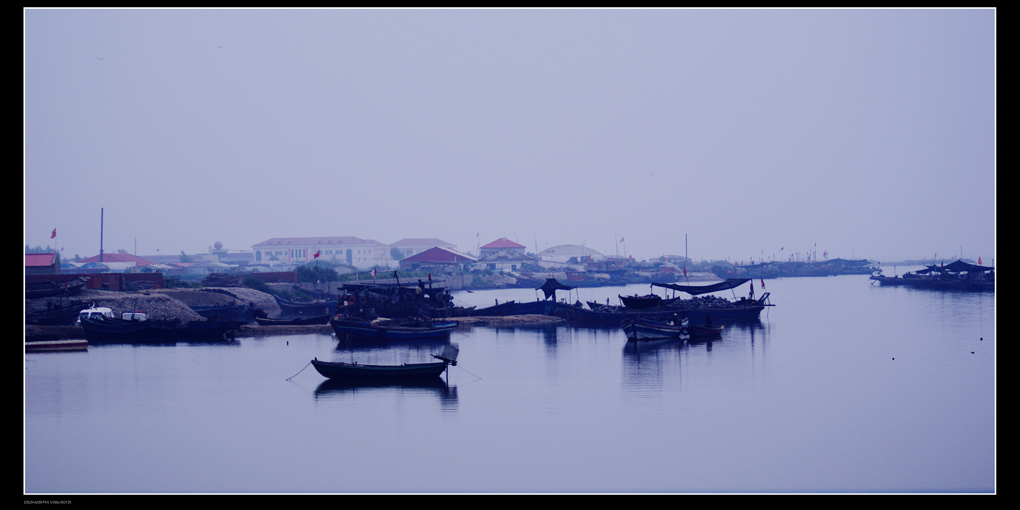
(329, 316), (459, 342)
(254, 314), (331, 326)
(272, 295), (334, 316)
(870, 260), (994, 292)
(712, 259), (879, 279)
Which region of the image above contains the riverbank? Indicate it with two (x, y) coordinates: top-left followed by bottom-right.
(24, 314), (566, 342)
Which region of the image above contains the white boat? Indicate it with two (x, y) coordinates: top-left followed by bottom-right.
(75, 305), (115, 325)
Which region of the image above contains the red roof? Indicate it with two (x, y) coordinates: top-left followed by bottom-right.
(402, 247), (476, 263)
(78, 253), (155, 266)
(481, 237), (525, 249)
(25, 253), (57, 267)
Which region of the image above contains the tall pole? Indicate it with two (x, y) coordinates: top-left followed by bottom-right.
(100, 207), (104, 263)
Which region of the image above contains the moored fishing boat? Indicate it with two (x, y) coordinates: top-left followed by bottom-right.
(255, 314), (331, 326)
(310, 344), (459, 381)
(329, 315), (459, 342)
(621, 316), (689, 341)
(869, 260), (994, 292)
(79, 316), (241, 343)
(619, 294), (662, 309)
(690, 324), (724, 339)
(272, 295), (334, 316)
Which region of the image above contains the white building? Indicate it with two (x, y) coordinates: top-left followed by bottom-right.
(252, 237), (388, 269)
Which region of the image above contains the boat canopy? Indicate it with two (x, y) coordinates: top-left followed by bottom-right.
(652, 278), (751, 296)
(942, 260), (994, 273)
(537, 278), (576, 299)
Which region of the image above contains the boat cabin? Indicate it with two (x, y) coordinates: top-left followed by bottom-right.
(76, 306), (115, 325)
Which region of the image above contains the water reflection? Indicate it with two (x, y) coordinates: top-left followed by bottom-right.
(312, 375), (460, 414)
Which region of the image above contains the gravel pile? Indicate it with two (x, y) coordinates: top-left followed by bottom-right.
(25, 287), (283, 323)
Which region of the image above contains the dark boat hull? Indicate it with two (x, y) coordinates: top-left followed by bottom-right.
(621, 318), (689, 341)
(272, 295), (334, 316)
(553, 301), (766, 326)
(311, 359), (448, 381)
(25, 339), (89, 352)
(690, 325), (724, 338)
(255, 314), (331, 326)
(79, 317), (240, 343)
(329, 317), (459, 342)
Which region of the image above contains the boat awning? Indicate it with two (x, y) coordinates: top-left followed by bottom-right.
(942, 260), (994, 273)
(652, 278), (751, 295)
(537, 278), (576, 299)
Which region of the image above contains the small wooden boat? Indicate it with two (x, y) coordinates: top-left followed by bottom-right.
(621, 317), (689, 341)
(272, 295), (333, 316)
(26, 303), (88, 326)
(311, 359), (449, 381)
(311, 345), (459, 381)
(25, 339), (89, 352)
(690, 324), (724, 339)
(329, 316), (459, 342)
(255, 314), (331, 326)
(25, 276), (89, 299)
(619, 294), (662, 309)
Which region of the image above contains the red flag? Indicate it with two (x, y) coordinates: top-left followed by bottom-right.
(50, 229), (56, 239)
(978, 257), (982, 265)
(683, 267), (687, 276)
(760, 278), (765, 289)
(313, 250), (320, 258)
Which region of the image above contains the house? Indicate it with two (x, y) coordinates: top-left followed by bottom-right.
(252, 236), (388, 269)
(479, 237), (527, 258)
(536, 244), (606, 264)
(25, 252), (60, 274)
(388, 238), (456, 260)
(399, 247), (477, 272)
(475, 248), (537, 272)
(77, 252), (155, 272)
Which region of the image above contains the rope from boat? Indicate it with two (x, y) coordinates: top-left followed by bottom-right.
(285, 361), (312, 381)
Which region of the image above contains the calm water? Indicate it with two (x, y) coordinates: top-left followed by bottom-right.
(24, 271), (995, 493)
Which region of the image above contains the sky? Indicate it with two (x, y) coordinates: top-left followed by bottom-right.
(24, 8), (996, 265)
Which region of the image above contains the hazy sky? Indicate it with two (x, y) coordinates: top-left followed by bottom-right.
(24, 8), (995, 264)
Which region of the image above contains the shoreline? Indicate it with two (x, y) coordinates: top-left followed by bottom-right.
(24, 315), (566, 343)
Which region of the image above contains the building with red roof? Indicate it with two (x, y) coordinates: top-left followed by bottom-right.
(480, 237), (527, 258)
(77, 252), (155, 271)
(25, 252), (60, 274)
(398, 247), (477, 271)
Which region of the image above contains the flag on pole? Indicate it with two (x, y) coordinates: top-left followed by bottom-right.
(51, 229), (56, 239)
(761, 278), (765, 289)
(313, 250), (320, 259)
(978, 257), (982, 265)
